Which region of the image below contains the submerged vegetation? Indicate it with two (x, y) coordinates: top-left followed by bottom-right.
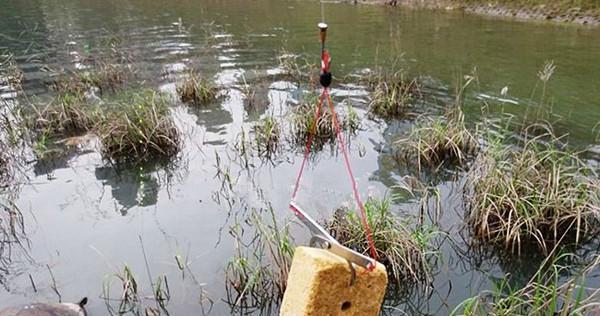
(465, 126), (600, 255)
(177, 71), (217, 106)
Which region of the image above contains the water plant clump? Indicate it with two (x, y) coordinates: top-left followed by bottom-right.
(225, 207), (294, 314)
(465, 127), (600, 255)
(0, 52), (23, 91)
(368, 71), (420, 119)
(176, 71), (217, 106)
(50, 62), (130, 95)
(451, 254), (600, 316)
(32, 93), (98, 138)
(395, 105), (478, 170)
(253, 115), (281, 157)
(291, 101), (359, 148)
(324, 197), (431, 287)
(97, 91), (181, 164)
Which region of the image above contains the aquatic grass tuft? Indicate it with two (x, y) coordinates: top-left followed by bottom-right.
(253, 115), (281, 158)
(97, 91), (181, 165)
(291, 100), (360, 149)
(177, 71), (217, 106)
(225, 207), (293, 314)
(395, 105), (478, 171)
(50, 62), (130, 95)
(368, 70), (420, 119)
(32, 93), (98, 138)
(102, 264), (171, 315)
(324, 197), (432, 287)
(465, 126), (600, 255)
(451, 254), (600, 316)
(0, 52), (23, 92)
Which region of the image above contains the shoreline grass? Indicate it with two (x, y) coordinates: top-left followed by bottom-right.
(465, 125), (600, 255)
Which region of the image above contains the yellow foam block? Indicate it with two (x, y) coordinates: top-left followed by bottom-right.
(280, 246), (387, 316)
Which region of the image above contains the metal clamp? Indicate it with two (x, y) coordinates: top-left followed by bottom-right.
(289, 201), (376, 270)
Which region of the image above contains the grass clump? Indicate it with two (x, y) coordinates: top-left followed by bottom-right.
(32, 93), (97, 138)
(395, 106), (478, 171)
(291, 100), (359, 149)
(325, 197), (433, 287)
(177, 71), (217, 106)
(97, 91), (181, 164)
(465, 126), (600, 255)
(253, 116), (281, 158)
(225, 207), (293, 314)
(452, 254), (600, 316)
(50, 62), (129, 95)
(368, 70), (420, 119)
(0, 52), (23, 91)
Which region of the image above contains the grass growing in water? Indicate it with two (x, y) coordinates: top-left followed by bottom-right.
(97, 91), (181, 165)
(50, 62), (130, 95)
(368, 70), (420, 119)
(465, 126), (600, 255)
(325, 197), (434, 287)
(177, 71), (217, 106)
(291, 100), (360, 149)
(395, 105), (478, 171)
(451, 254), (600, 316)
(253, 115), (281, 158)
(32, 93), (97, 138)
(225, 207), (293, 314)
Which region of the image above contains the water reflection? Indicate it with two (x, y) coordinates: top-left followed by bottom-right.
(94, 165), (161, 214)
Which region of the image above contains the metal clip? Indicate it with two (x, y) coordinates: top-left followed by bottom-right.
(290, 201), (376, 270)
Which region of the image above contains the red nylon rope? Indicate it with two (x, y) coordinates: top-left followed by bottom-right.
(290, 86), (379, 267)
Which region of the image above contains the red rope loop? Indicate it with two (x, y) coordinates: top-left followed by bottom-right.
(291, 87), (379, 267)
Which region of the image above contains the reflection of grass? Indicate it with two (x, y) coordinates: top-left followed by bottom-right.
(395, 106), (478, 171)
(97, 91), (181, 164)
(452, 254), (600, 316)
(291, 100), (359, 149)
(325, 197), (437, 288)
(465, 125), (600, 255)
(177, 71), (217, 106)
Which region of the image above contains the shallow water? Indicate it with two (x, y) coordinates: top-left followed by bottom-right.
(0, 0), (599, 314)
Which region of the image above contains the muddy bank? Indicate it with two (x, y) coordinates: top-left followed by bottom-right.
(348, 0), (600, 25)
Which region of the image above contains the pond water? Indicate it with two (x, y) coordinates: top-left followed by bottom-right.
(0, 0), (599, 314)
